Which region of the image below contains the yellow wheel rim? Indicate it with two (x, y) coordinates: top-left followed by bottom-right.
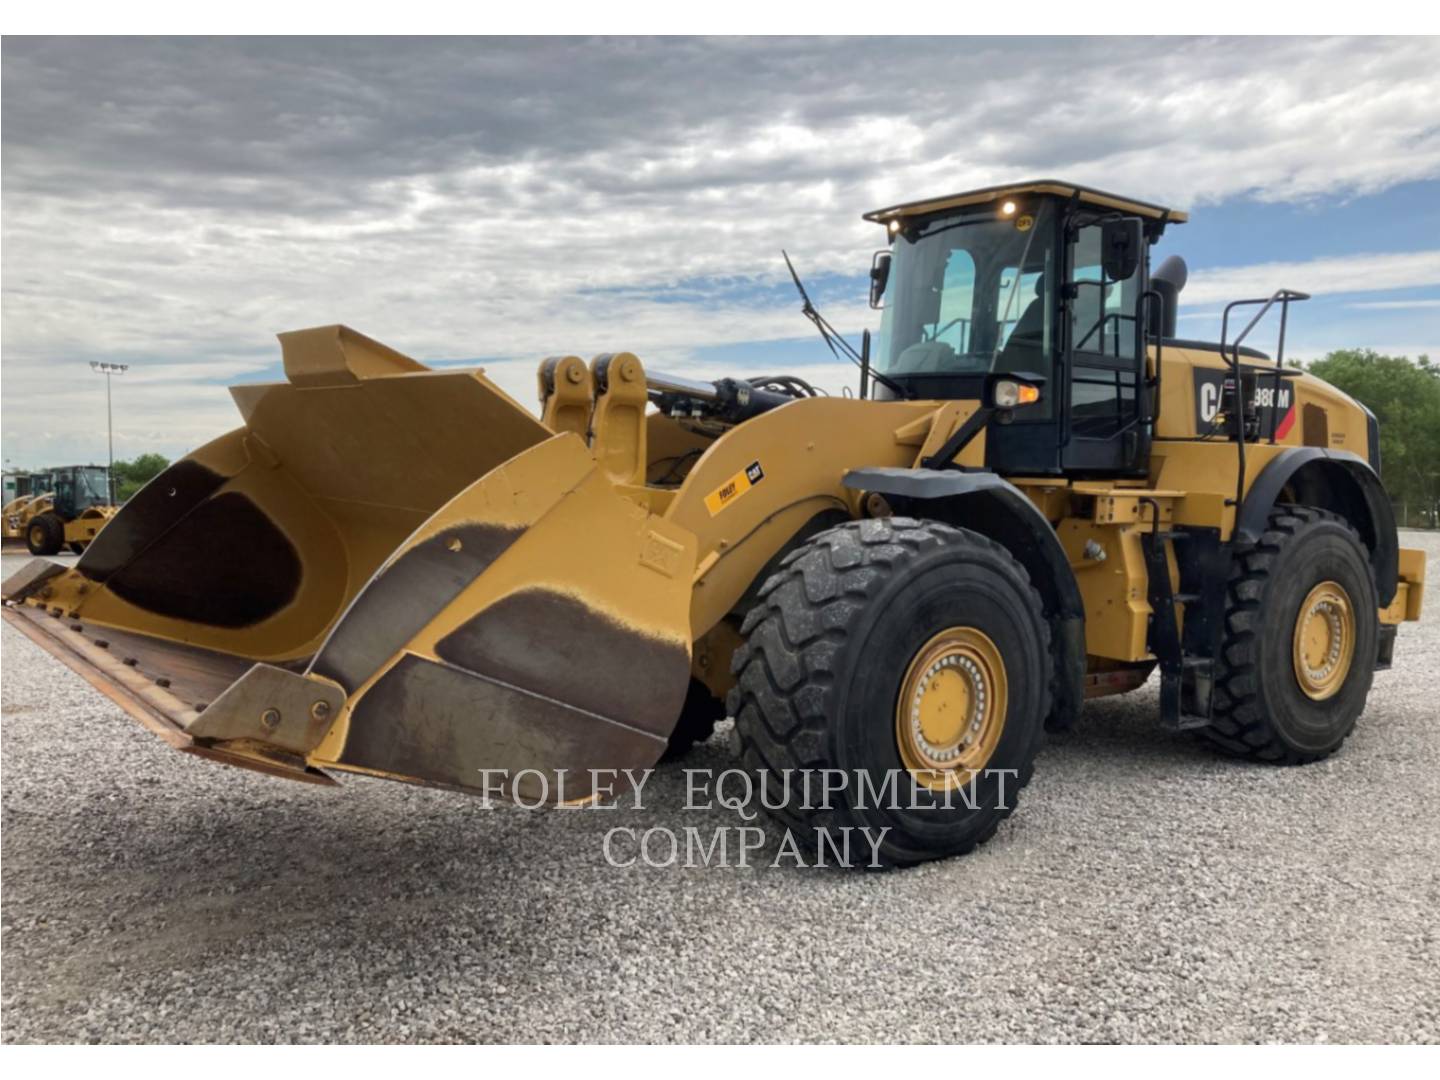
(1291, 580), (1356, 701)
(895, 626), (1007, 792)
(28, 523), (43, 547)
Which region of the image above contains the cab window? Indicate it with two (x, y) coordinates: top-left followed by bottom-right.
(1069, 223), (1139, 361)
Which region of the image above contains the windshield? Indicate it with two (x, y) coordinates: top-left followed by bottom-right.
(875, 203), (1055, 403)
(80, 467), (108, 503)
(55, 467), (109, 513)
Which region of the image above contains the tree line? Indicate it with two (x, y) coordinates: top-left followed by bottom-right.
(110, 453), (170, 502)
(1304, 349), (1439, 528)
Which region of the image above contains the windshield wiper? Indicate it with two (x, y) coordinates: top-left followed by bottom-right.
(782, 251), (909, 399)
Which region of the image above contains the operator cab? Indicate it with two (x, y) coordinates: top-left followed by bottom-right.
(52, 465), (111, 517)
(866, 180), (1185, 477)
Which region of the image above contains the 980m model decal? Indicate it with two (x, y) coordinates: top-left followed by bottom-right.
(1193, 368), (1296, 439)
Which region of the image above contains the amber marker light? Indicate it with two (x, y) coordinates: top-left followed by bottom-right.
(991, 378), (1041, 408)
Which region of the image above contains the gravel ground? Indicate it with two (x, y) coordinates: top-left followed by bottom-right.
(2, 536), (1438, 1044)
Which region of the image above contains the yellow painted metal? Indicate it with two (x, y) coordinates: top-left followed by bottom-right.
(1152, 346), (1367, 452)
(1292, 580), (1357, 701)
(1382, 548), (1427, 624)
(25, 338), (551, 662)
(1380, 584), (1410, 627)
(692, 617), (744, 701)
(864, 179), (1187, 225)
(895, 626), (1008, 792)
(5, 490), (115, 550)
(3, 492), (54, 540)
(664, 395), (947, 637)
(2, 496), (34, 539)
(278, 324), (428, 386)
(645, 412), (714, 487)
(539, 355), (594, 438)
(308, 431), (697, 789)
(589, 352), (650, 488)
(62, 505), (116, 547)
(1055, 517), (1156, 662)
(912, 401), (987, 467)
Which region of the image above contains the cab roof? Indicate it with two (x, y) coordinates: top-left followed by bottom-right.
(862, 179), (1189, 226)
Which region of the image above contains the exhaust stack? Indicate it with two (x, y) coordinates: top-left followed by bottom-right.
(1150, 254), (1188, 339)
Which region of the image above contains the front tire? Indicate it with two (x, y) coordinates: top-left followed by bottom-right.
(26, 513), (64, 556)
(729, 518), (1051, 868)
(1203, 505), (1378, 764)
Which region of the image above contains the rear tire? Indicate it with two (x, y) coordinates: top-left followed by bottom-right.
(729, 517), (1051, 868)
(25, 513), (63, 556)
(1203, 505), (1378, 764)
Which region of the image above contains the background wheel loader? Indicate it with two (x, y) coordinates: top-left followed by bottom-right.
(2, 471), (55, 544)
(2, 180), (1426, 867)
(13, 465), (117, 556)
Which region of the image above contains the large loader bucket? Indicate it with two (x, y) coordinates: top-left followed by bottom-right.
(2, 326), (697, 803)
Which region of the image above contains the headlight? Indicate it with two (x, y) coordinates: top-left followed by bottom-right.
(991, 378), (1041, 409)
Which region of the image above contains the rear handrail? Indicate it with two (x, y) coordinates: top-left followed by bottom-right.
(1218, 289), (1311, 513)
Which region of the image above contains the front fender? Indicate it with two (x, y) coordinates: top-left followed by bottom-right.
(843, 466), (1085, 730)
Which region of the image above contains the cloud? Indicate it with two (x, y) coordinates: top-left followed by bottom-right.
(1183, 250), (1440, 305)
(1345, 299), (1440, 310)
(3, 36), (1440, 464)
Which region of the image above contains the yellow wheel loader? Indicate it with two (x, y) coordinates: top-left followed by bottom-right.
(15, 465), (117, 556)
(3, 492), (50, 542)
(2, 472), (54, 544)
(1, 181), (1426, 866)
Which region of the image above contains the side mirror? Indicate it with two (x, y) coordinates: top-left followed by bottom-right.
(1101, 218), (1143, 282)
(869, 251), (891, 309)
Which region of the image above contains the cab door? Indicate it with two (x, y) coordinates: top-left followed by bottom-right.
(1061, 219), (1150, 475)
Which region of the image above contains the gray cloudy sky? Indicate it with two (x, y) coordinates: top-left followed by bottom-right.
(3, 36), (1439, 466)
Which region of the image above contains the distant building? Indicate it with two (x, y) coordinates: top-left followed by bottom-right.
(3, 470), (48, 505)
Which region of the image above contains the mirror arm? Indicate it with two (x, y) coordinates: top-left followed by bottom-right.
(860, 329), (871, 400)
(921, 406), (995, 470)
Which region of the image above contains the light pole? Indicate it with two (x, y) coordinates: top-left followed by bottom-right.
(89, 362), (129, 504)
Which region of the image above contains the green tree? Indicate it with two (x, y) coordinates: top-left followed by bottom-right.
(111, 453), (170, 502)
(1304, 349), (1440, 526)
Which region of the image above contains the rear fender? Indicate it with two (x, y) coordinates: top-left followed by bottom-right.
(1238, 448), (1399, 605)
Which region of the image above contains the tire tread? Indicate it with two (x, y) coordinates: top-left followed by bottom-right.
(1202, 504), (1370, 765)
(727, 517), (1050, 867)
